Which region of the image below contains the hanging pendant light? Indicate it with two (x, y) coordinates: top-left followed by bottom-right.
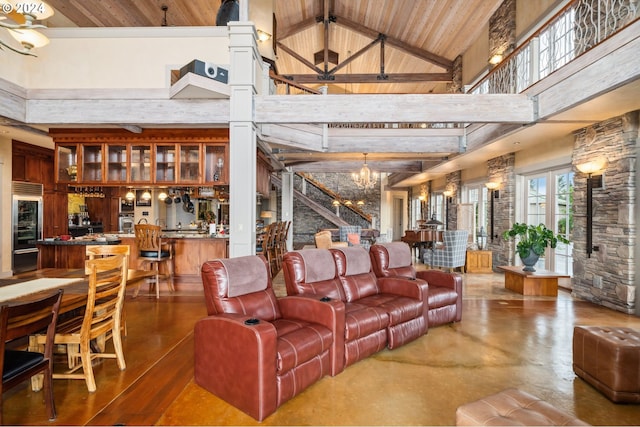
(125, 188), (135, 201)
(352, 153), (378, 190)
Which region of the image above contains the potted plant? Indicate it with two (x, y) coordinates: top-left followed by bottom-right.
(502, 223), (569, 271)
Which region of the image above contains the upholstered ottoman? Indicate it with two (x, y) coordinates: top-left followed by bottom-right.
(573, 326), (640, 403)
(455, 388), (589, 426)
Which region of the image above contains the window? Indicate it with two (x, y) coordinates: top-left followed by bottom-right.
(462, 184), (489, 242)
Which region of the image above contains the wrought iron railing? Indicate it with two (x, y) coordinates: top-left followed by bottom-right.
(471, 0), (638, 95)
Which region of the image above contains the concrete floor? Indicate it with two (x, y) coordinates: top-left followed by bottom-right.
(157, 269), (640, 426)
(4, 267), (640, 425)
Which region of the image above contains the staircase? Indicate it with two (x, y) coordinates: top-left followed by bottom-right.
(270, 174), (350, 227)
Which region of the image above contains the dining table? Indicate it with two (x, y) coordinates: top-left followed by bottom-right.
(1, 267), (156, 392)
(1, 267), (156, 310)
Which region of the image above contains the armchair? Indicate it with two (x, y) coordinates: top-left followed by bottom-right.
(370, 241), (463, 327)
(196, 255), (343, 421)
(423, 230), (469, 272)
(314, 230), (348, 249)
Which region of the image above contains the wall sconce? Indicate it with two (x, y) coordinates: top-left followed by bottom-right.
(576, 160), (605, 258)
(256, 29), (272, 42)
(489, 53), (503, 65)
(485, 182), (500, 241)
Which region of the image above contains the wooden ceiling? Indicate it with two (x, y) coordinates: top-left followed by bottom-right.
(44, 0), (504, 95)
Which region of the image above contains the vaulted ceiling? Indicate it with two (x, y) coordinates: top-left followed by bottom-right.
(29, 0), (505, 179)
(44, 0), (503, 95)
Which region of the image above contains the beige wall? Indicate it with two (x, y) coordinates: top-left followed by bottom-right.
(1, 27), (230, 89)
(462, 162), (489, 183)
(513, 134), (573, 171)
(250, 0), (276, 60)
(462, 25), (489, 86)
(516, 0), (567, 40)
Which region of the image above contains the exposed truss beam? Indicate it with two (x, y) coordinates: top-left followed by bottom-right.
(333, 15), (453, 70)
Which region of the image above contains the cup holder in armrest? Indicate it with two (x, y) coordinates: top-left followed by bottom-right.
(244, 318), (260, 325)
(320, 296), (332, 302)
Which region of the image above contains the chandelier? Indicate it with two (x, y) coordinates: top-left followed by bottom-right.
(352, 153), (378, 190)
(0, 1), (54, 56)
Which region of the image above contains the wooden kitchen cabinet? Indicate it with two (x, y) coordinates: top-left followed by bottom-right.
(130, 144), (152, 183)
(180, 144), (201, 183)
(55, 144), (78, 183)
(204, 144), (228, 184)
(155, 144), (177, 183)
(106, 144), (128, 183)
(81, 144), (103, 182)
(52, 128), (229, 186)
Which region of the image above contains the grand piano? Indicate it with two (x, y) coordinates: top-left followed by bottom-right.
(401, 229), (443, 261)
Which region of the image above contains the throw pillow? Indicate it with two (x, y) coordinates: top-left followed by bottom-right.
(347, 233), (360, 246)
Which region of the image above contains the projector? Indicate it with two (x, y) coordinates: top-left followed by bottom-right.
(179, 60), (228, 84)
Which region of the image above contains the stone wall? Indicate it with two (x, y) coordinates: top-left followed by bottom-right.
(445, 171), (462, 230)
(285, 172), (381, 246)
(486, 153), (516, 268)
(489, 0), (516, 60)
(571, 111), (638, 314)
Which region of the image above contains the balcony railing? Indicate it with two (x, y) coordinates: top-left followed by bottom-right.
(471, 0), (638, 95)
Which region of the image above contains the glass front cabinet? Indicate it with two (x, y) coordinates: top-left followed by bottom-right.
(52, 129), (228, 186)
(155, 144), (177, 183)
(81, 144), (103, 182)
(180, 145), (201, 183)
(130, 144), (152, 183)
(204, 144), (227, 184)
(55, 144), (78, 183)
(106, 144), (128, 183)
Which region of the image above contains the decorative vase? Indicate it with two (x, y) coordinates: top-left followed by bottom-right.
(520, 248), (540, 272)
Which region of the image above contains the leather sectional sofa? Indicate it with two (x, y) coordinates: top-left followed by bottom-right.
(283, 246), (436, 373)
(195, 243), (462, 421)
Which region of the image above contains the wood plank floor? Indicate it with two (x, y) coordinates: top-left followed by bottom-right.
(4, 269), (640, 425)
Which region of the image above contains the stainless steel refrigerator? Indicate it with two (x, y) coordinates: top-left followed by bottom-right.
(12, 182), (43, 273)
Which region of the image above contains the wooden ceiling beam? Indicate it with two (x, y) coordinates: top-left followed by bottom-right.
(333, 15), (453, 70)
(276, 16), (319, 40)
(284, 73), (452, 83)
(276, 42), (325, 75)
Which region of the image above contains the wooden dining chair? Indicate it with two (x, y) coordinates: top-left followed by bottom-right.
(133, 224), (174, 299)
(32, 254), (128, 393)
(86, 244), (130, 336)
(1, 289), (63, 423)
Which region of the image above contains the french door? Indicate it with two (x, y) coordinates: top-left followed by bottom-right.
(524, 169), (574, 275)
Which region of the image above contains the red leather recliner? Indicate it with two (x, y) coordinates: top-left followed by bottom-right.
(195, 255), (344, 421)
(282, 247), (427, 372)
(369, 241), (463, 327)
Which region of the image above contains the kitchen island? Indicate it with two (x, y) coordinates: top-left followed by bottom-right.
(118, 233), (229, 290)
(36, 238), (122, 269)
(36, 234), (228, 291)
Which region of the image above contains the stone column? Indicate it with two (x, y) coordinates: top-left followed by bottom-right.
(486, 153), (516, 268)
(572, 111), (638, 314)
